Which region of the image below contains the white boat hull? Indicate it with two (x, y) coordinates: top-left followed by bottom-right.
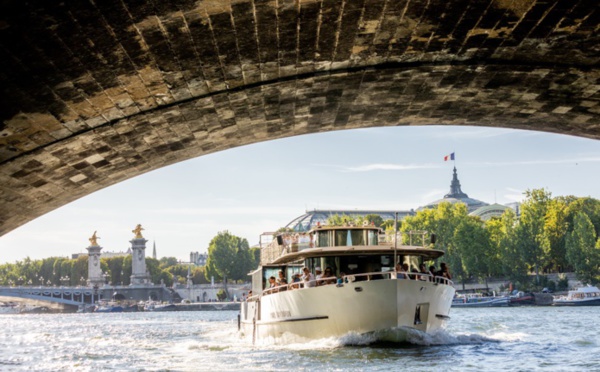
(452, 296), (510, 307)
(241, 278), (455, 343)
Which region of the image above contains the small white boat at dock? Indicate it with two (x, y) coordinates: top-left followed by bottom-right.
(553, 285), (600, 306)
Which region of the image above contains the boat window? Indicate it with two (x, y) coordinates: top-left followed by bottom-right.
(368, 230), (378, 245)
(315, 231), (331, 248)
(350, 230), (364, 246)
(335, 230), (348, 246)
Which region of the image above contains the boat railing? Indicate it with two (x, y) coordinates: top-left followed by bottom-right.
(259, 270), (453, 296)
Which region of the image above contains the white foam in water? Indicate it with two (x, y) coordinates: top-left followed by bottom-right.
(238, 327), (505, 349)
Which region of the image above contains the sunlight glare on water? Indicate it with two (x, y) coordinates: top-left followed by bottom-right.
(0, 307), (598, 371)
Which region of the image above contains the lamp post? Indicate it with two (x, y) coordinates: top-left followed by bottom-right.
(80, 276), (86, 287)
(39, 276), (44, 287)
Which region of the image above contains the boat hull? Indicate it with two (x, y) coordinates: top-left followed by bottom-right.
(240, 278), (454, 343)
(452, 296), (510, 308)
(553, 298), (600, 306)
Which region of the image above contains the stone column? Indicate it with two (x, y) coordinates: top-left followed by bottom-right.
(86, 231), (104, 287)
(129, 224), (152, 286)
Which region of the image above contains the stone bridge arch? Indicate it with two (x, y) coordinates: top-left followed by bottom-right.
(0, 0), (598, 236)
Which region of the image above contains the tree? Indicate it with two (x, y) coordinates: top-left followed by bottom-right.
(566, 212), (600, 284)
(159, 257), (179, 269)
(205, 231), (251, 283)
(543, 198), (569, 272)
(518, 188), (552, 282)
(453, 216), (492, 286)
(364, 214), (384, 227)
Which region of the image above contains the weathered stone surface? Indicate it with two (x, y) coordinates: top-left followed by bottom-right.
(0, 0), (598, 235)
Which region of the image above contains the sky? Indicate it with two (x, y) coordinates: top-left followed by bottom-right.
(2, 125), (600, 264)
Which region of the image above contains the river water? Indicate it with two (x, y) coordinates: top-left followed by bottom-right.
(0, 307), (597, 371)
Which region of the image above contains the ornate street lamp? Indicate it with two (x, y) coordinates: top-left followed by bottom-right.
(39, 276), (44, 287)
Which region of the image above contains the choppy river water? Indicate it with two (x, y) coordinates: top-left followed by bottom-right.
(1, 306), (598, 371)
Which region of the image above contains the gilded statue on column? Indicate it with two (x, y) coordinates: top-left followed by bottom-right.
(89, 231), (100, 246)
(132, 224), (145, 239)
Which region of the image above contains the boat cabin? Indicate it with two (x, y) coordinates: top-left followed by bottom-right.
(250, 225), (445, 297)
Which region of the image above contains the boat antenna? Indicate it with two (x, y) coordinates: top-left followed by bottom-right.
(394, 212), (398, 268)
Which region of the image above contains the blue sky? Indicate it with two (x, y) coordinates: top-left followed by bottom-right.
(2, 125), (600, 264)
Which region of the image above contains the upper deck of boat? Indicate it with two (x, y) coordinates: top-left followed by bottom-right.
(262, 225), (444, 265)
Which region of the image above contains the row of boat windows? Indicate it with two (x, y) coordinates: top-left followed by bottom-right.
(262, 254), (426, 290)
(313, 229), (379, 247)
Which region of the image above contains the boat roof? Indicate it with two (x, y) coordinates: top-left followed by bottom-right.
(310, 225), (381, 232)
(571, 285), (600, 293)
(270, 245), (444, 265)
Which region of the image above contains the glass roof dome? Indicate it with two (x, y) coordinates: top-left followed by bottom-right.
(284, 210), (414, 232)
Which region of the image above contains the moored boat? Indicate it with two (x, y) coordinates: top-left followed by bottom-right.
(452, 293), (510, 307)
(240, 224), (455, 343)
(144, 301), (177, 312)
(0, 302), (21, 314)
(94, 301), (124, 313)
(553, 285), (600, 306)
(509, 291), (536, 306)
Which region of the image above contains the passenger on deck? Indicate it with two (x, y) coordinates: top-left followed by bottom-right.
(276, 270), (287, 285)
(302, 267), (316, 288)
(438, 262), (452, 280)
(320, 267), (336, 285)
(291, 273), (301, 289)
(429, 265), (436, 281)
(268, 276), (277, 292)
(419, 263), (428, 281)
(314, 267), (323, 285)
(395, 263), (408, 279)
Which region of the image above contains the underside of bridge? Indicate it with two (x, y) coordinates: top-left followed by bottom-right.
(0, 0), (598, 236)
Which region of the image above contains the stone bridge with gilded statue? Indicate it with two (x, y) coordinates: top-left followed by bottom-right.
(0, 0), (598, 236)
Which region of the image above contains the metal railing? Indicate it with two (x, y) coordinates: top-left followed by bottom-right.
(258, 270), (453, 297)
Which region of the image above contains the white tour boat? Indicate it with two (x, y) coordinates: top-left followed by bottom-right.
(240, 224), (455, 343)
(553, 285), (600, 306)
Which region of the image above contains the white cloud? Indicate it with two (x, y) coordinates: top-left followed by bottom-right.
(469, 156), (600, 168)
(334, 163), (440, 173)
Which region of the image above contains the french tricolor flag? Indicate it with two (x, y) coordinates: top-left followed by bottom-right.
(444, 153), (455, 161)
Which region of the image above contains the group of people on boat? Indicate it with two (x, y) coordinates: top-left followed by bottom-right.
(395, 262), (452, 282)
(265, 261), (452, 294)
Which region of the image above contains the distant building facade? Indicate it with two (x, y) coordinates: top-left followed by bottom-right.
(190, 252), (208, 266)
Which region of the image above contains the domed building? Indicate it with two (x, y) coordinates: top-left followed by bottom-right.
(418, 167), (488, 213)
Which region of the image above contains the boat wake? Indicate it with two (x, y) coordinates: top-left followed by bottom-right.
(247, 327), (503, 350)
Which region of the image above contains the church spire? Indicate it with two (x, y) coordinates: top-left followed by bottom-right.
(444, 166), (469, 199)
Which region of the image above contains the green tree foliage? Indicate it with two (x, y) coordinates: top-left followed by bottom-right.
(543, 198), (569, 271)
(364, 214), (384, 227)
(205, 231), (252, 283)
(159, 257), (179, 269)
(192, 266), (209, 284)
(566, 212), (600, 284)
(517, 189), (552, 280)
(453, 216), (491, 283)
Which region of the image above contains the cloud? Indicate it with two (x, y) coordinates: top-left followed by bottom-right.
(336, 163), (440, 173)
(469, 156), (600, 168)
